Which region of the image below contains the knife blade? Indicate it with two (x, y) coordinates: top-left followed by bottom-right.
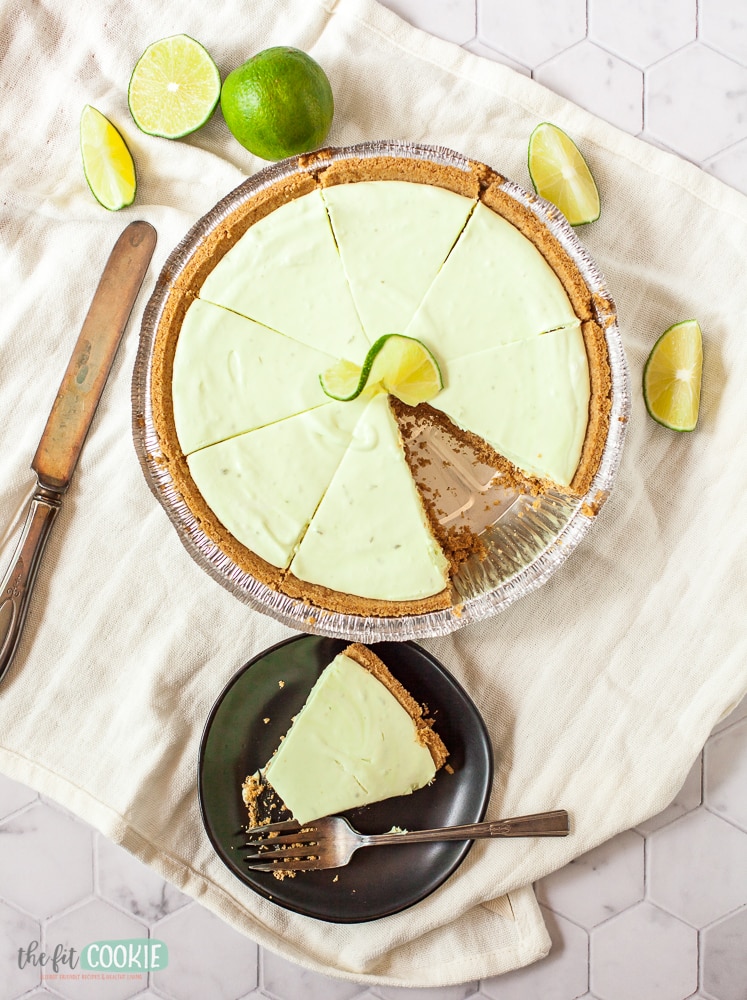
(0, 220), (156, 684)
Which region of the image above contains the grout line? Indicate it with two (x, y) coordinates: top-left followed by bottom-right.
(703, 802), (747, 835)
(0, 796), (39, 830)
(586, 897), (592, 993)
(258, 943), (265, 991)
(91, 830), (100, 898)
(697, 925), (705, 995)
(699, 36), (747, 68)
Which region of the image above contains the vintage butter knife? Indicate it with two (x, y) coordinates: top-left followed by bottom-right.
(0, 221), (156, 684)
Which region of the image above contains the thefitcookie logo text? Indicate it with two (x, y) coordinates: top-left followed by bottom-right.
(18, 938), (168, 974)
(82, 940), (168, 972)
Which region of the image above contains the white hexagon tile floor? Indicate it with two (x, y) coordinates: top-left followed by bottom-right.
(2, 1), (747, 999)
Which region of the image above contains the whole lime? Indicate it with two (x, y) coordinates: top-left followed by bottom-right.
(220, 47), (334, 161)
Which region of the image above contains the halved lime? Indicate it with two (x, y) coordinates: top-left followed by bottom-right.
(128, 34), (220, 139)
(80, 105), (137, 211)
(320, 335), (443, 406)
(528, 122), (601, 226)
(643, 319), (703, 431)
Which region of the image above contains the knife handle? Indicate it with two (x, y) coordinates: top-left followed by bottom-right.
(0, 487), (62, 684)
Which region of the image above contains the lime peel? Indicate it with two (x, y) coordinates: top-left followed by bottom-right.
(128, 34), (220, 139)
(80, 105), (137, 211)
(643, 319), (703, 432)
(320, 335), (443, 407)
(528, 122), (600, 226)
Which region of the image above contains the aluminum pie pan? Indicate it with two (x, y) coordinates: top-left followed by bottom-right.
(132, 140), (630, 642)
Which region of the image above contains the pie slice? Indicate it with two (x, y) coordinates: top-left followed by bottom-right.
(405, 200), (580, 363)
(186, 398), (369, 570)
(173, 298), (338, 454)
(245, 643), (448, 825)
(321, 180), (475, 341)
(288, 393), (450, 602)
(199, 189), (370, 360)
(432, 323), (591, 487)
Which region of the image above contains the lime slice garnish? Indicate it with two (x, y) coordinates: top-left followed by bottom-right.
(370, 334), (444, 406)
(320, 335), (443, 406)
(528, 122), (601, 226)
(643, 320), (703, 431)
(318, 358), (368, 401)
(80, 105), (136, 211)
(319, 338), (389, 402)
(128, 34), (221, 139)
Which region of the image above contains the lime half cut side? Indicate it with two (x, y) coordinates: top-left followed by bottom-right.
(80, 105), (136, 211)
(528, 122), (601, 226)
(128, 34), (221, 139)
(320, 335), (443, 406)
(643, 319), (703, 432)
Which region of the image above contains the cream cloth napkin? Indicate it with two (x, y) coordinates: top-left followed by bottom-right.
(1, 0), (746, 987)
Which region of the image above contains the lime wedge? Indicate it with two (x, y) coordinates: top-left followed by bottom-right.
(643, 320), (703, 431)
(80, 105), (136, 211)
(528, 122), (601, 226)
(128, 34), (220, 139)
(320, 335), (443, 406)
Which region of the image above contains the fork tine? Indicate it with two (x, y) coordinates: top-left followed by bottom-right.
(243, 844), (317, 862)
(243, 830), (318, 849)
(246, 858), (322, 872)
(243, 819), (301, 836)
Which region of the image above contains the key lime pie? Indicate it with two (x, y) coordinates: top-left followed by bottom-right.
(242, 643), (449, 825)
(149, 150), (612, 617)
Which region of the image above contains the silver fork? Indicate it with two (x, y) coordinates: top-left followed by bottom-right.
(242, 809), (569, 872)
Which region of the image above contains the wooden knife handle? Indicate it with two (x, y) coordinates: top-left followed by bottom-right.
(0, 488), (61, 684)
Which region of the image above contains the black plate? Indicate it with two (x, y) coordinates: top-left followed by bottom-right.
(198, 634), (493, 923)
